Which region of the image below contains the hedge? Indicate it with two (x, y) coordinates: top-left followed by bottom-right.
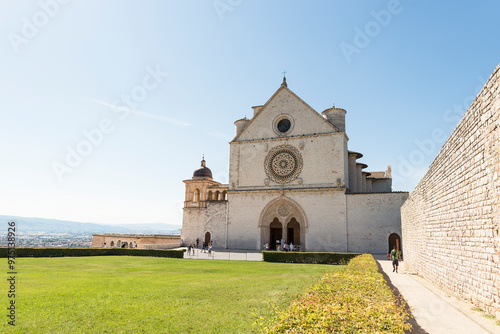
(0, 247), (185, 258)
(262, 251), (361, 264)
(257, 254), (412, 333)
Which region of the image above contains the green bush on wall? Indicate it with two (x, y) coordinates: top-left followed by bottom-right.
(0, 247), (185, 258)
(262, 251), (361, 264)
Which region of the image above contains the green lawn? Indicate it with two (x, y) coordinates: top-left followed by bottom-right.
(1, 256), (336, 333)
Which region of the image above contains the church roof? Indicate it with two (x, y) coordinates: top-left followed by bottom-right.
(231, 78), (340, 142)
(193, 158), (213, 179)
(348, 150), (363, 159)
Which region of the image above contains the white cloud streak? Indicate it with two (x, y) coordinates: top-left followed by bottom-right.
(87, 98), (192, 128)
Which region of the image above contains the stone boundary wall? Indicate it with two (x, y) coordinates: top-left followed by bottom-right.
(92, 234), (181, 249)
(401, 63), (500, 317)
(347, 192), (408, 254)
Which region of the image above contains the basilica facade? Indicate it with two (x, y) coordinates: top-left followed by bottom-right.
(181, 78), (408, 253)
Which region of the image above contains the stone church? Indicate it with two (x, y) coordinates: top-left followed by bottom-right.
(181, 78), (408, 253)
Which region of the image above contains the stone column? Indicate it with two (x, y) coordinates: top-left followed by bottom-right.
(366, 178), (373, 193)
(348, 153), (358, 192)
(356, 163), (368, 193)
(355, 164), (363, 193)
(361, 172), (369, 193)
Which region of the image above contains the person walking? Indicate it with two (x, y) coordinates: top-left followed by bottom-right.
(390, 246), (402, 273)
(187, 244), (192, 256)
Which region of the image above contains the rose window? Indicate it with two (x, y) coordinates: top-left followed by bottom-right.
(265, 145), (303, 183)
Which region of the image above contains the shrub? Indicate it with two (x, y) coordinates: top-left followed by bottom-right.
(257, 254), (411, 333)
(0, 247), (185, 258)
(262, 251), (360, 265)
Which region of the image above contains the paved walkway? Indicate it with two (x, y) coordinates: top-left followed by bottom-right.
(182, 248), (263, 261)
(376, 258), (499, 334)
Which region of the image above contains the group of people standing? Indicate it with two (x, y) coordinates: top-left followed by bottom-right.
(264, 241), (295, 251)
(102, 241), (137, 248)
(186, 238), (213, 256)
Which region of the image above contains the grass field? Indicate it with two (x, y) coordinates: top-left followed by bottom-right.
(1, 256), (337, 333)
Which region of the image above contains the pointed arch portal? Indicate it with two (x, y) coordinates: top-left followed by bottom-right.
(259, 197), (307, 251)
(269, 218), (282, 250)
(287, 218), (300, 246)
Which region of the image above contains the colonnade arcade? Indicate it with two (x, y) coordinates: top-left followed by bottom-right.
(259, 197), (307, 250)
(192, 188), (227, 202)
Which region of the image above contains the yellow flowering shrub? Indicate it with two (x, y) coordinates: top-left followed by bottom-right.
(257, 254), (411, 333)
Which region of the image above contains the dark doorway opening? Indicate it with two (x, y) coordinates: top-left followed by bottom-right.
(205, 231), (211, 245)
(388, 233), (401, 253)
(286, 217), (300, 246)
(269, 218), (282, 250)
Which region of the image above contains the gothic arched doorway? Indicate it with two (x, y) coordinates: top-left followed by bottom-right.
(204, 232), (211, 245)
(388, 233), (401, 253)
(287, 218), (300, 246)
(269, 218), (282, 250)
(260, 197), (308, 251)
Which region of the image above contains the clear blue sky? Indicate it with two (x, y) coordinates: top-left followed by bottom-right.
(0, 0), (499, 225)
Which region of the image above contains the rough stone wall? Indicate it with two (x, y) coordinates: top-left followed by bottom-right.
(401, 64), (500, 317)
(227, 190), (347, 251)
(91, 234), (181, 249)
(229, 134), (348, 190)
(347, 192), (408, 253)
(181, 201), (228, 249)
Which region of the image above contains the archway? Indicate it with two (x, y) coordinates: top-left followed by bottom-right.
(110, 241), (114, 247)
(194, 189), (200, 202)
(388, 233), (401, 253)
(117, 240), (121, 248)
(208, 191), (213, 201)
(269, 218), (282, 250)
(259, 197), (307, 251)
(287, 218), (300, 246)
(204, 231), (211, 245)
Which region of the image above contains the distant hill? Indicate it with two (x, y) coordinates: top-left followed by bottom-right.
(0, 215), (181, 235)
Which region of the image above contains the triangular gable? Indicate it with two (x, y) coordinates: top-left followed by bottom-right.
(232, 85), (339, 142)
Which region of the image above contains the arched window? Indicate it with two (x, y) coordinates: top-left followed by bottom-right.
(215, 191), (220, 201)
(208, 191), (213, 201)
(222, 191), (227, 200)
(194, 189), (200, 202)
(117, 240), (121, 248)
(110, 241), (114, 247)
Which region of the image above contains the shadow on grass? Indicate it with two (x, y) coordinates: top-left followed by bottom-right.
(376, 261), (428, 334)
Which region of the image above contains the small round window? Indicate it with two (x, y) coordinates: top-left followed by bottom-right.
(273, 114), (294, 136)
(277, 119), (291, 133)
